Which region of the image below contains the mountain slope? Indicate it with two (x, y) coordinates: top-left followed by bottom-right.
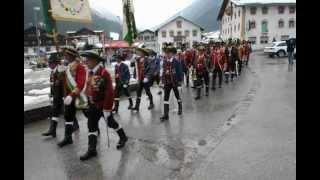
(24, 0), (122, 36)
(172, 0), (222, 32)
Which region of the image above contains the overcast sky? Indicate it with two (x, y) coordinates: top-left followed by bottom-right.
(89, 0), (195, 30)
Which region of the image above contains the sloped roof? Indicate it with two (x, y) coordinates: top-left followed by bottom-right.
(152, 16), (204, 32)
(138, 29), (154, 35)
(217, 0), (296, 20)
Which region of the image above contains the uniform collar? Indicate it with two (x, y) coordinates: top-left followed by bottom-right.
(90, 62), (103, 74)
(53, 66), (58, 73)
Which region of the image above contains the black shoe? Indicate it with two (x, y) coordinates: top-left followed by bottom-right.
(160, 115), (169, 122)
(148, 103), (154, 110)
(131, 106), (139, 112)
(116, 129), (128, 149)
(80, 149), (97, 161)
(158, 91), (162, 95)
(42, 120), (57, 138)
(57, 137), (73, 147)
(58, 124), (73, 147)
(205, 93), (209, 96)
(195, 96), (201, 100)
(219, 85), (222, 88)
(211, 87), (216, 91)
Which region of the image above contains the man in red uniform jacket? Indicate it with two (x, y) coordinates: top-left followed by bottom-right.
(79, 50), (128, 161)
(58, 47), (86, 147)
(211, 44), (225, 90)
(194, 45), (210, 99)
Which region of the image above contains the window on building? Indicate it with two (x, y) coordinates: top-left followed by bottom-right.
(281, 35), (290, 41)
(234, 25), (236, 32)
(184, 30), (190, 37)
(192, 30), (197, 37)
(289, 6), (295, 14)
(278, 6), (285, 14)
(162, 31), (166, 38)
(33, 47), (37, 53)
(185, 42), (190, 48)
(176, 20), (182, 28)
(250, 7), (257, 15)
(278, 19), (284, 28)
(249, 20), (256, 29)
(248, 37), (256, 44)
(177, 31), (182, 36)
(151, 35), (155, 41)
(234, 12), (236, 19)
(238, 10), (241, 17)
(238, 23), (240, 31)
(170, 30), (174, 37)
(47, 40), (52, 44)
(262, 6), (268, 14)
(45, 46), (51, 52)
(32, 41), (36, 45)
(24, 41), (28, 46)
(24, 47), (28, 53)
(138, 36), (143, 41)
(260, 36), (269, 44)
(144, 36), (150, 41)
(261, 20), (268, 33)
(289, 19), (295, 28)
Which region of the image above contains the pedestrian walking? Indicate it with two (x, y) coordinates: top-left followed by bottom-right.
(194, 44), (210, 99)
(57, 47), (86, 147)
(42, 52), (67, 138)
(160, 43), (183, 122)
(211, 44), (225, 90)
(79, 50), (128, 161)
(286, 37), (295, 65)
(130, 48), (155, 112)
(112, 54), (133, 113)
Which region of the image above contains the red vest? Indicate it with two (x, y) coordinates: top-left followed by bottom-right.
(85, 66), (114, 111)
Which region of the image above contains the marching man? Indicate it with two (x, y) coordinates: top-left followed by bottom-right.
(130, 48), (155, 112)
(211, 44), (225, 90)
(57, 47), (86, 147)
(42, 52), (68, 137)
(160, 43), (183, 122)
(112, 54), (133, 113)
(79, 50), (128, 161)
(194, 45), (210, 99)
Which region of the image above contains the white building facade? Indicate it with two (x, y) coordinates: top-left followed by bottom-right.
(137, 30), (159, 52)
(155, 16), (204, 54)
(218, 0), (296, 49)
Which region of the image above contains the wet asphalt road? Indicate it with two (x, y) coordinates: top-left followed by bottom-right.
(24, 52), (295, 180)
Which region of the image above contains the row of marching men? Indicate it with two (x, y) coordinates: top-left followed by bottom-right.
(108, 40), (252, 120)
(41, 39), (252, 161)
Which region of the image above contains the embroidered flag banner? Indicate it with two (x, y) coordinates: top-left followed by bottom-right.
(122, 0), (138, 45)
(50, 0), (92, 23)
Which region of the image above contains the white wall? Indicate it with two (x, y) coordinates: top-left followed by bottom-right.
(220, 2), (243, 40)
(219, 1), (296, 49)
(157, 17), (202, 54)
(244, 5), (296, 49)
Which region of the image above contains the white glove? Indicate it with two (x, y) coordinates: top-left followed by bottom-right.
(64, 95), (73, 105)
(143, 78), (149, 83)
(103, 111), (112, 118)
(123, 84), (128, 88)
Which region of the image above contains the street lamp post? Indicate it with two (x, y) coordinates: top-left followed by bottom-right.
(33, 6), (41, 60)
